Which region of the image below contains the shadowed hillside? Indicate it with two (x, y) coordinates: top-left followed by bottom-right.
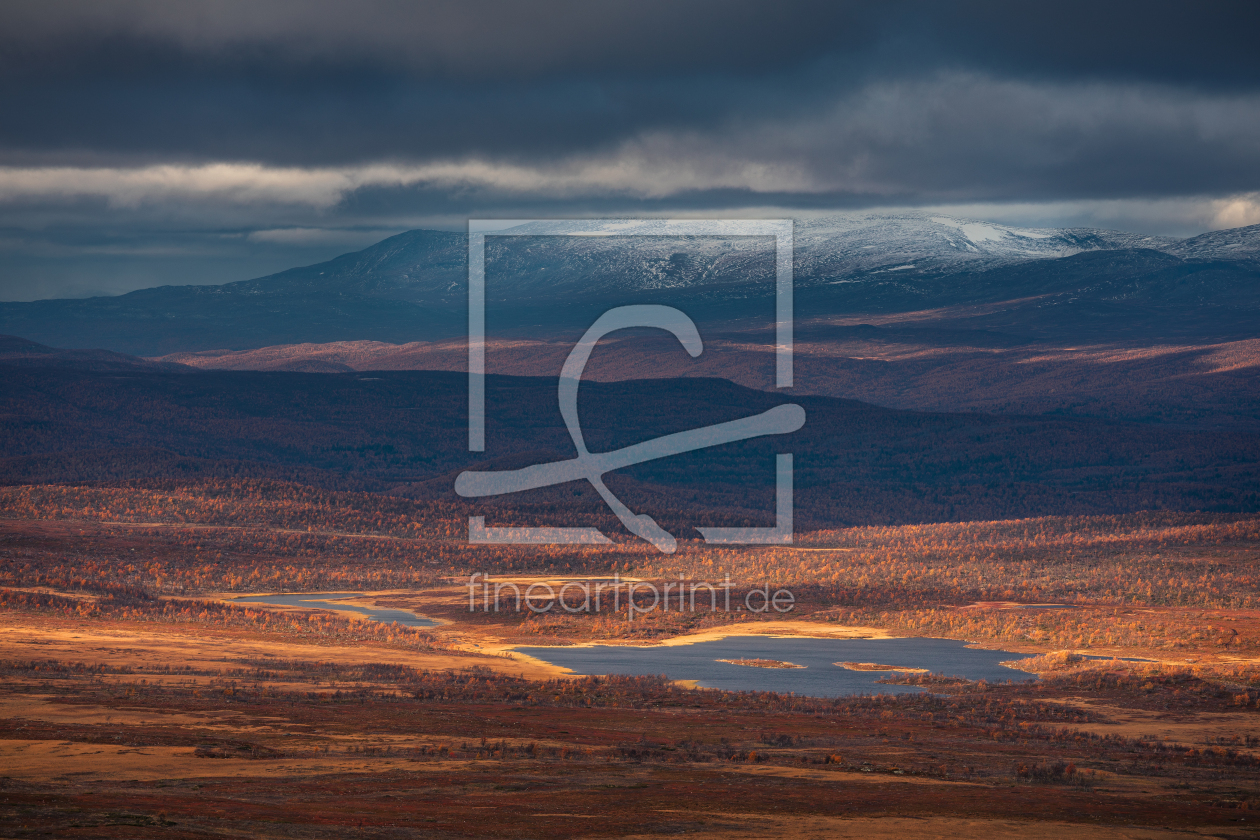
(2, 366), (1256, 532)
(156, 331), (1260, 430)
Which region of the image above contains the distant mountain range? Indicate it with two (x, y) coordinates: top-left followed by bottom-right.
(5, 215), (1258, 530)
(1, 214), (1258, 355)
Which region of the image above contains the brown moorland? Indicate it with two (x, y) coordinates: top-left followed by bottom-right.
(3, 480), (1260, 837)
(154, 329), (1260, 429)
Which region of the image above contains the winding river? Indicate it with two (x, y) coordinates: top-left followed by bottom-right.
(231, 592), (438, 628)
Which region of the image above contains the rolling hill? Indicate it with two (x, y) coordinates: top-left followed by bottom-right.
(2, 361), (1256, 531)
(1, 215), (1257, 355)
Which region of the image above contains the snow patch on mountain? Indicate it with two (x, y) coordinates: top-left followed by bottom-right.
(1168, 223), (1260, 261)
(222, 213), (1256, 304)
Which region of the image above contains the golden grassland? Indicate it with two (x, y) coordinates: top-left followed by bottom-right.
(3, 482), (1260, 684)
(3, 481), (1260, 836)
(3, 606), (1260, 838)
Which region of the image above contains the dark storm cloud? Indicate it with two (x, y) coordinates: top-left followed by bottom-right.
(2, 0), (1258, 165)
(1, 0), (1259, 300)
(4, 0), (1257, 84)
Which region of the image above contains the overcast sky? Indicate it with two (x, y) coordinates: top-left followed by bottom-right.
(1, 0), (1258, 300)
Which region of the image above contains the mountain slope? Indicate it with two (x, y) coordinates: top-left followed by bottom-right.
(1169, 223), (1260, 261)
(0, 334), (188, 372)
(1, 215), (1257, 354)
(792, 214), (1179, 279)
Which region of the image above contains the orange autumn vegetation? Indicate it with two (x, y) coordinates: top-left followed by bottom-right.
(0, 587), (458, 653)
(3, 480), (1260, 667)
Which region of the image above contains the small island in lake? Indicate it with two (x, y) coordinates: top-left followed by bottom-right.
(836, 661), (930, 673)
(717, 658), (805, 669)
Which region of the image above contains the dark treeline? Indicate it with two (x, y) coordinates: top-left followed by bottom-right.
(2, 368), (1257, 528)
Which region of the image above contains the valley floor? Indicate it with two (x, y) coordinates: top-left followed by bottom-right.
(3, 495), (1260, 836)
(2, 600), (1260, 838)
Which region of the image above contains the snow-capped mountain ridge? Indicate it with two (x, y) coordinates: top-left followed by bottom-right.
(493, 212), (1237, 289)
(2, 215), (1257, 355)
(200, 212), (1258, 305)
(789, 214), (1183, 281)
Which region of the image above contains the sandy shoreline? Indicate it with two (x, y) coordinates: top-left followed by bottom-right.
(495, 621), (899, 678)
(211, 591), (899, 673)
(509, 620), (897, 651)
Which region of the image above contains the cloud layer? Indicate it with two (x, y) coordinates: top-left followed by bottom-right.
(1, 1), (1258, 299)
